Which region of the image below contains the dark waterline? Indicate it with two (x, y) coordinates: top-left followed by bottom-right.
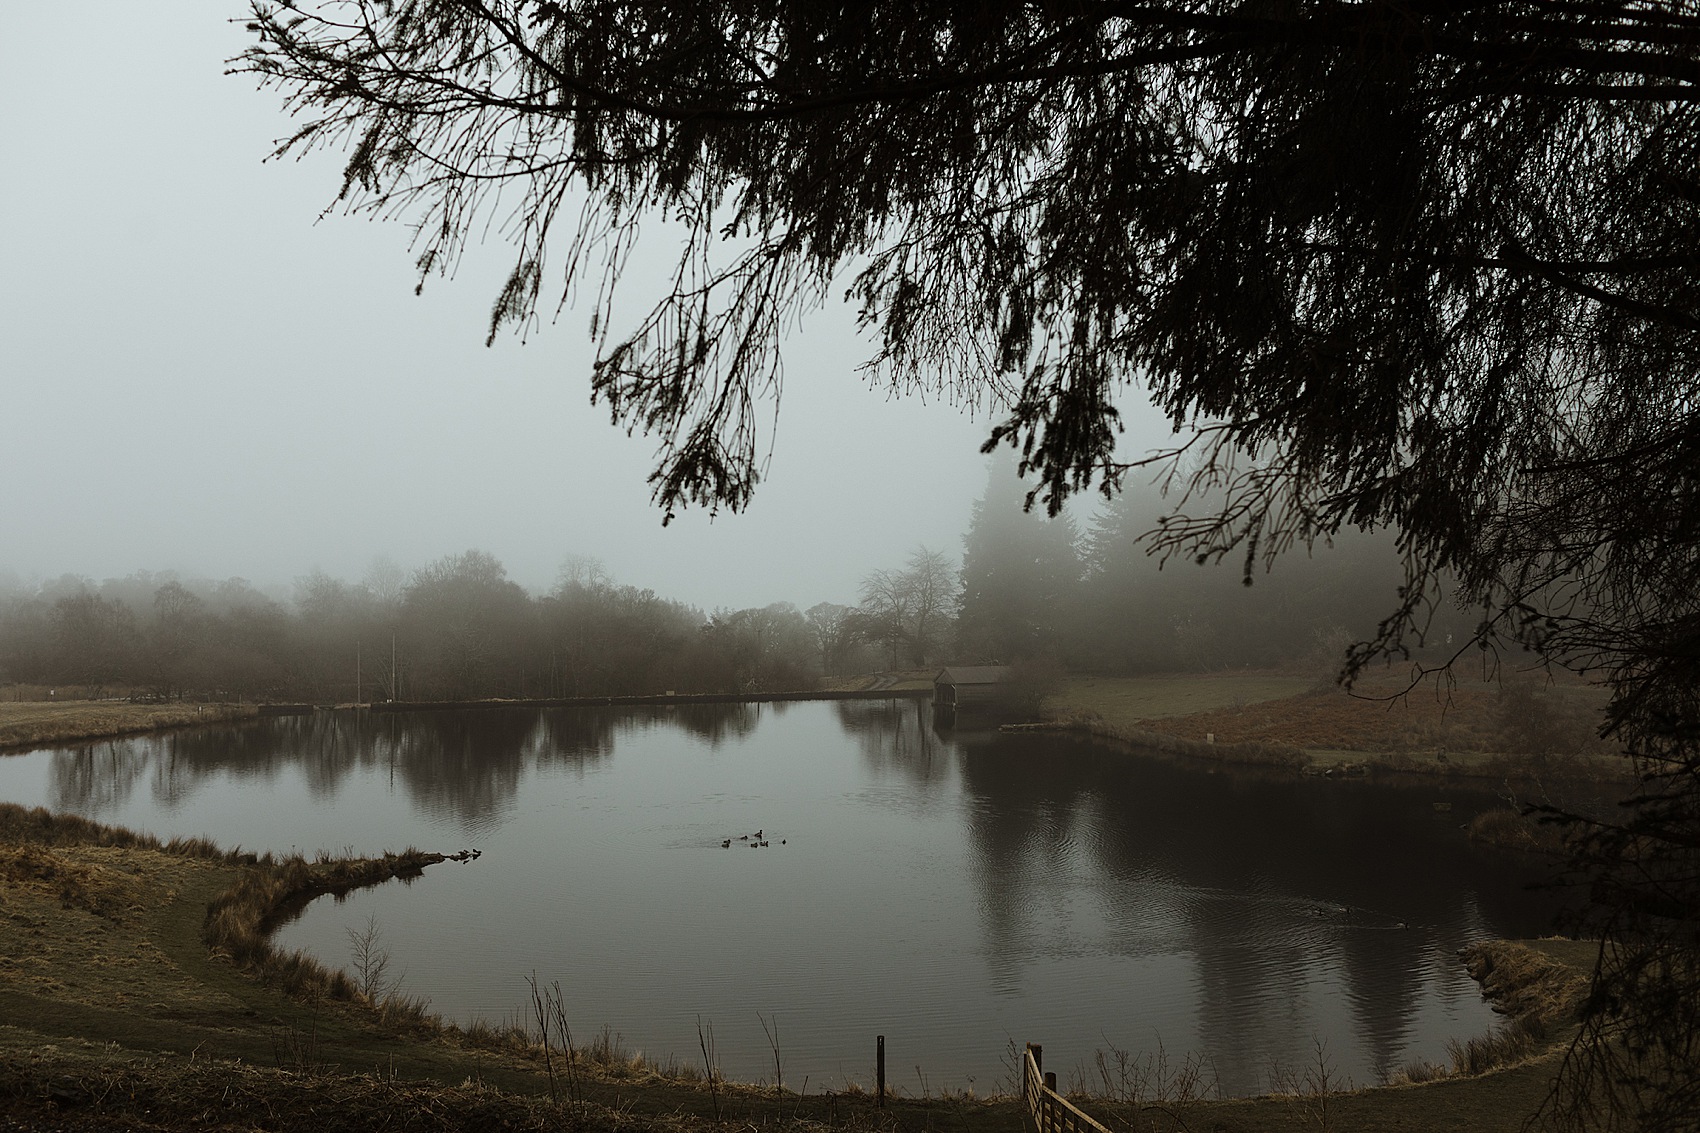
(0, 701), (1569, 1095)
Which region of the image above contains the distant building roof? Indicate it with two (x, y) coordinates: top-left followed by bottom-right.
(935, 666), (1012, 687)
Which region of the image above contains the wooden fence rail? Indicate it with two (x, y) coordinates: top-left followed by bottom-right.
(1023, 1044), (1115, 1133)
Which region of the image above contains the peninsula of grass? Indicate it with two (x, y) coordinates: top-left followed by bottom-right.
(0, 699), (257, 752)
(1046, 672), (1631, 782)
(0, 800), (1600, 1133)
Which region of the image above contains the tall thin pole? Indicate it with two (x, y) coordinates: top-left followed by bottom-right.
(356, 641), (362, 705)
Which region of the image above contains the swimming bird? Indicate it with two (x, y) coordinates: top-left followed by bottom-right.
(754, 829), (764, 839)
(721, 839), (732, 848)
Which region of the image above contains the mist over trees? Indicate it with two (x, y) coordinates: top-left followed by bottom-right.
(947, 456), (1461, 676)
(0, 553), (816, 702)
(0, 458), (1460, 701)
(957, 456), (1082, 664)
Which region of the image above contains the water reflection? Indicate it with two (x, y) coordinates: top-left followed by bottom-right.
(41, 704), (765, 822)
(3, 699), (1568, 1093)
(837, 698), (951, 788)
(667, 702), (762, 746)
(950, 730), (1565, 1091)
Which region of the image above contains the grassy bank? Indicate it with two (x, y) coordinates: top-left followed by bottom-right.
(0, 700), (257, 752)
(0, 802), (1600, 1133)
(1047, 672), (1631, 781)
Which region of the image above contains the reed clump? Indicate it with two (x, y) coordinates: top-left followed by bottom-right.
(1466, 807), (1568, 854)
(1393, 1056), (1448, 1084)
(1459, 940), (1589, 1029)
(1444, 1018), (1544, 1077)
(0, 801), (238, 861)
(1384, 940), (1590, 1084)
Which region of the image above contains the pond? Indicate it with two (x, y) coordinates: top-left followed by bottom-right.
(0, 699), (1569, 1096)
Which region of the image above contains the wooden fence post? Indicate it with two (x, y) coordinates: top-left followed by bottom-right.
(877, 1035), (885, 1108)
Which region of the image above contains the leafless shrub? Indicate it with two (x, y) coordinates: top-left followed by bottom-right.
(1266, 1039), (1349, 1132)
(346, 913), (401, 1004)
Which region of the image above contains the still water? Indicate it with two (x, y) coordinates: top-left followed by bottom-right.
(0, 699), (1566, 1095)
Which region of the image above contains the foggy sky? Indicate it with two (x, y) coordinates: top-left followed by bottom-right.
(0, 5), (1173, 612)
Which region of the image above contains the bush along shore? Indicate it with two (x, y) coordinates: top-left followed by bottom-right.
(0, 801), (1602, 1133)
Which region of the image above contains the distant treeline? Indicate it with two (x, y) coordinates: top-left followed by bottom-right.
(0, 552), (843, 703)
(0, 463), (1478, 703)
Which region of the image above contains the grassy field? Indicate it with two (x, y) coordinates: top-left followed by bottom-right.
(0, 802), (1600, 1133)
(1047, 671), (1629, 780)
(1048, 672), (1315, 721)
(0, 700), (257, 752)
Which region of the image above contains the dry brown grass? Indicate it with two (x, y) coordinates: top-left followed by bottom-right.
(1071, 721), (1310, 770)
(0, 840), (245, 1018)
(1048, 673), (1313, 722)
(1052, 672), (1630, 780)
(0, 700), (257, 751)
(0, 801), (235, 859)
(820, 670), (941, 693)
(0, 843), (148, 921)
(1460, 940), (1591, 1031)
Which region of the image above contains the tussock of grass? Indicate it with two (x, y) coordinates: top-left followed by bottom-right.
(1444, 1019), (1544, 1077)
(1394, 1057), (1448, 1085)
(1459, 940), (1589, 1030)
(0, 801), (240, 862)
(0, 843), (146, 920)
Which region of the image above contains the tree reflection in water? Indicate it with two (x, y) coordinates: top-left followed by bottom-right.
(13, 701), (1568, 1093)
(836, 698), (950, 788)
(951, 730), (1567, 1093)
